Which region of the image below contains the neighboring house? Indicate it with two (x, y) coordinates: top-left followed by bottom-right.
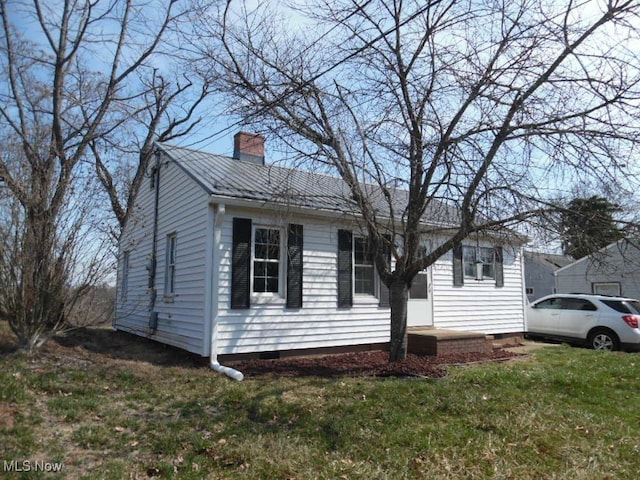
(115, 132), (527, 360)
(555, 239), (640, 299)
(524, 251), (574, 302)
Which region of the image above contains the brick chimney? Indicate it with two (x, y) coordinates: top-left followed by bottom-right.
(233, 131), (265, 165)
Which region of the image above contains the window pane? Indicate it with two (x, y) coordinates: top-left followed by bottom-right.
(254, 278), (265, 292)
(483, 262), (495, 279)
(535, 298), (561, 309)
(266, 277), (279, 292)
(267, 262), (279, 277)
(268, 244), (279, 260)
(410, 273), (428, 299)
(354, 237), (373, 265)
(560, 298), (597, 311)
(602, 300), (631, 314)
(463, 246), (476, 277)
(254, 261), (266, 276)
(627, 301), (640, 314)
(255, 228), (267, 244)
(255, 243), (267, 260)
(253, 228), (281, 293)
(480, 247), (494, 278)
(355, 265), (375, 294)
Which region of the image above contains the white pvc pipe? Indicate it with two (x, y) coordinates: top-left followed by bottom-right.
(211, 359), (244, 382)
(208, 203), (244, 381)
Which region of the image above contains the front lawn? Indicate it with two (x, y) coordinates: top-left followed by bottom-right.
(1, 324), (639, 479)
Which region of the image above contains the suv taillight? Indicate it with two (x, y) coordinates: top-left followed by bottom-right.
(622, 315), (639, 328)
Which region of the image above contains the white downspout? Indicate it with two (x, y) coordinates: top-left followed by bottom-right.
(209, 202), (244, 381)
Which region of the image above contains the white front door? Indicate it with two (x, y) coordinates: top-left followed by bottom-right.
(407, 269), (433, 327)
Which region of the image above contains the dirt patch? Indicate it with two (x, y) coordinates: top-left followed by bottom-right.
(0, 402), (18, 429)
(233, 349), (520, 379)
(0, 323), (205, 370)
(0, 322), (521, 378)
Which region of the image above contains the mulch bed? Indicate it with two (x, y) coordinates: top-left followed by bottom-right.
(233, 349), (520, 379)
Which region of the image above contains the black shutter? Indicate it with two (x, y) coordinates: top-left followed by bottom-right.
(378, 235), (391, 307)
(337, 229), (353, 308)
(231, 218), (251, 309)
(286, 224), (303, 308)
(453, 245), (464, 286)
(495, 246), (504, 287)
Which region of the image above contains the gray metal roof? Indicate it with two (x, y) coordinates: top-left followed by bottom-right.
(157, 143), (460, 226)
(524, 250), (574, 270)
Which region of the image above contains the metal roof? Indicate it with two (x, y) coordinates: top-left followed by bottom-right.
(524, 250), (574, 270)
(157, 143), (460, 226)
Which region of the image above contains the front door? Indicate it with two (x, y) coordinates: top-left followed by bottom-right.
(407, 269), (433, 327)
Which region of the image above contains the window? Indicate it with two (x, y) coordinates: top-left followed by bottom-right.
(165, 233), (177, 296)
(253, 227), (281, 293)
(534, 298), (562, 309)
(231, 218), (302, 309)
(602, 300), (635, 314)
(354, 236), (375, 295)
(410, 272), (428, 299)
(463, 246), (495, 279)
(337, 229), (388, 307)
(121, 251), (130, 301)
(592, 282), (621, 297)
(560, 298), (597, 311)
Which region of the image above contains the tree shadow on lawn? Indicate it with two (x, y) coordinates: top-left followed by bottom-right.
(0, 321), (205, 368)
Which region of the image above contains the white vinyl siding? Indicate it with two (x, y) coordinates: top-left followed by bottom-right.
(556, 241), (640, 300)
(116, 155), (527, 357)
(115, 159), (210, 355)
(432, 246), (525, 334)
(215, 210), (390, 354)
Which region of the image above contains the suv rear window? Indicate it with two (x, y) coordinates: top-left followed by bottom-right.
(602, 300), (640, 314)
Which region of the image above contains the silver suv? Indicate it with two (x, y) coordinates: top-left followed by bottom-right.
(526, 294), (640, 351)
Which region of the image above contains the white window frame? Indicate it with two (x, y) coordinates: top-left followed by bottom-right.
(164, 233), (177, 299)
(353, 235), (377, 297)
(121, 251), (130, 301)
(252, 225), (285, 297)
(592, 282), (621, 296)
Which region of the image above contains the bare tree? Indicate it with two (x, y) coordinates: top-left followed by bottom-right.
(0, 0), (202, 351)
(90, 64), (213, 237)
(193, 0), (640, 361)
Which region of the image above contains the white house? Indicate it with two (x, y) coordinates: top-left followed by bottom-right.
(115, 132), (527, 364)
(555, 239), (640, 298)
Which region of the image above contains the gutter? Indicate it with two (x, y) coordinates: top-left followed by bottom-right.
(208, 202), (243, 381)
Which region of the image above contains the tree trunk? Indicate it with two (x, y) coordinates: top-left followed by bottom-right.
(389, 277), (409, 362)
(9, 206), (67, 352)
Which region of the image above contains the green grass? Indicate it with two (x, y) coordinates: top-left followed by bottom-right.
(2, 340), (640, 479)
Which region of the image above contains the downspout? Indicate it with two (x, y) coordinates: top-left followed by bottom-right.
(520, 246), (528, 332)
(148, 150), (161, 331)
(209, 202), (244, 381)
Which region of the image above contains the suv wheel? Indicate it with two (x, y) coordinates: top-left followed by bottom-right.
(588, 329), (620, 351)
